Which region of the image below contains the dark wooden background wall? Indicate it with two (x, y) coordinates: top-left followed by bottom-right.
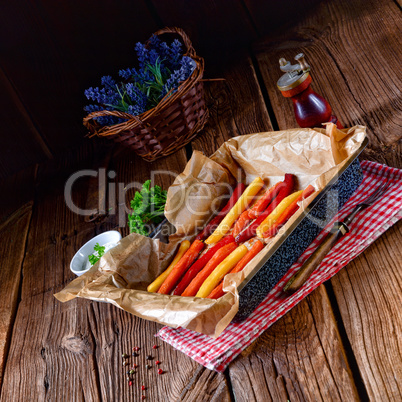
(0, 0), (321, 179)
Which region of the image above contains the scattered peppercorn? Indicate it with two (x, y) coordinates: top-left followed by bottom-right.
(132, 352), (139, 357)
(146, 355), (153, 360)
(145, 364), (151, 370)
(129, 381), (133, 386)
(158, 369), (163, 375)
(155, 360), (161, 365)
(133, 364), (138, 369)
(133, 347), (140, 352)
(141, 385), (146, 391)
(122, 353), (128, 358)
(152, 345), (158, 349)
(126, 376), (130, 381)
(129, 369), (135, 375)
(123, 361), (128, 366)
(141, 396), (146, 400)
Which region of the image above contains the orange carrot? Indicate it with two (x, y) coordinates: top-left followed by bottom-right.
(208, 240), (264, 299)
(172, 235), (235, 296)
(232, 210), (252, 237)
(248, 181), (284, 219)
(181, 242), (238, 297)
(157, 240), (204, 295)
(262, 185), (315, 238)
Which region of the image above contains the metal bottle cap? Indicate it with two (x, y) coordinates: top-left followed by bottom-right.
(277, 53), (311, 91)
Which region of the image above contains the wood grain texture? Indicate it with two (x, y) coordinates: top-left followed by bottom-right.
(331, 221), (402, 401)
(1, 292), (102, 401)
(253, 0), (402, 399)
(192, 52), (273, 156)
(196, 48), (360, 400)
(253, 0), (402, 157)
(229, 285), (359, 401)
(0, 139), (232, 400)
(0, 204), (32, 389)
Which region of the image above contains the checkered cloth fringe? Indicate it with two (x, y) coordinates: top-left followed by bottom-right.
(157, 161), (402, 372)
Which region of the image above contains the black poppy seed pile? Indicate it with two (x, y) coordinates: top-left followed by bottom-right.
(122, 344), (164, 399)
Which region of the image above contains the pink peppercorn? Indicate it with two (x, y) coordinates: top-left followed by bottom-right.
(158, 369), (163, 375)
(155, 360), (161, 365)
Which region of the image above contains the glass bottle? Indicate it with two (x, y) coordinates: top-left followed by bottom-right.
(277, 53), (343, 129)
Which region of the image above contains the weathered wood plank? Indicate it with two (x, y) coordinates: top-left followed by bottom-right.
(253, 0), (402, 399)
(0, 138), (232, 400)
(229, 285), (359, 401)
(1, 292), (102, 401)
(0, 166), (37, 389)
(331, 221), (402, 400)
(0, 204), (32, 389)
(253, 0), (402, 157)
(197, 50), (359, 400)
(191, 52), (273, 155)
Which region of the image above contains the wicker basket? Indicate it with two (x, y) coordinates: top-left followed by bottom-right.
(83, 27), (209, 162)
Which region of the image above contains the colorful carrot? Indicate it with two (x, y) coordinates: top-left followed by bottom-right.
(256, 190), (304, 237)
(207, 240), (265, 299)
(205, 177), (265, 245)
(262, 185), (315, 238)
(232, 210), (252, 238)
(181, 242), (238, 297)
(235, 174), (295, 243)
(195, 183), (246, 241)
(157, 240), (204, 295)
(172, 235), (236, 296)
(248, 181), (284, 219)
(147, 240), (191, 293)
(196, 245), (248, 298)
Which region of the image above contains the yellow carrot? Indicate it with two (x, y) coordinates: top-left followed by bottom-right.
(256, 190), (303, 237)
(205, 177), (264, 245)
(147, 240), (190, 293)
(196, 244), (248, 297)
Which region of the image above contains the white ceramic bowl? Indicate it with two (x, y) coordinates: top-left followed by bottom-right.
(70, 230), (122, 276)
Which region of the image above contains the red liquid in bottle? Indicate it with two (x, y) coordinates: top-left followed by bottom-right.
(292, 86), (333, 128)
(278, 55), (343, 129)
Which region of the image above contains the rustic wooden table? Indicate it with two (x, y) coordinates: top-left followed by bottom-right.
(1, 0), (401, 400)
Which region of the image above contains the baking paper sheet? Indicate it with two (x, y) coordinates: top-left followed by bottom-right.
(55, 124), (366, 337)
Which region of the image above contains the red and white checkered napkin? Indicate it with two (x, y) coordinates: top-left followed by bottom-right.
(157, 161), (402, 372)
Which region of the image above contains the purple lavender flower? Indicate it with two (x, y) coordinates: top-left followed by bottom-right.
(135, 42), (148, 69)
(101, 75), (116, 88)
(85, 37), (193, 124)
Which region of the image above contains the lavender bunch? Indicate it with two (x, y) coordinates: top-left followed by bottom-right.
(84, 36), (195, 127)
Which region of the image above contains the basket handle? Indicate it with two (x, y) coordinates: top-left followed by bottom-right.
(152, 26), (196, 57)
(83, 109), (143, 136)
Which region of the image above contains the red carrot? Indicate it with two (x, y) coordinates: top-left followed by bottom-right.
(158, 240), (204, 295)
(248, 181), (284, 219)
(195, 183), (246, 241)
(262, 185), (315, 238)
(181, 242), (238, 297)
(232, 210), (252, 238)
(235, 174), (295, 243)
(172, 235), (235, 296)
(208, 240), (265, 299)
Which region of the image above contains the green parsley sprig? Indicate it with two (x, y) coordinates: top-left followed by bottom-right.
(128, 180), (167, 236)
(88, 243), (106, 266)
